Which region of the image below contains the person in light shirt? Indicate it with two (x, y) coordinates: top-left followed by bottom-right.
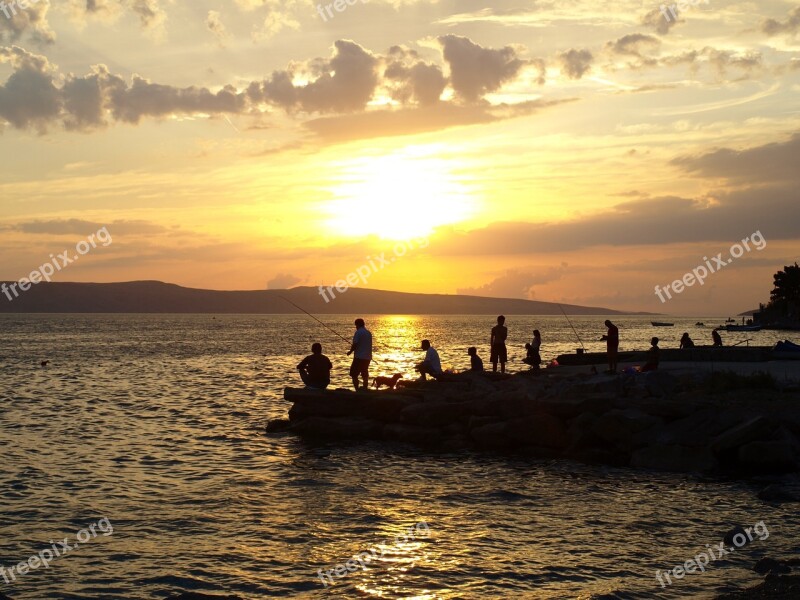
(415, 339), (443, 381)
(347, 318), (372, 391)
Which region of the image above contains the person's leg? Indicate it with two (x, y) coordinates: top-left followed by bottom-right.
(500, 345), (507, 373)
(300, 370), (312, 386)
(361, 360), (370, 390)
(350, 359), (360, 390)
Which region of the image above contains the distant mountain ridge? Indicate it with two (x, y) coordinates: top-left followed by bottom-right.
(0, 281), (651, 315)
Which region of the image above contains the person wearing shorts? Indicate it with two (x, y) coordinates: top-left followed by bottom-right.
(490, 315), (508, 373)
(347, 318), (372, 391)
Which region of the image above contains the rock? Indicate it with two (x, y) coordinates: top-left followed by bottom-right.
(567, 413), (602, 448)
(724, 525), (752, 548)
(535, 394), (613, 419)
(715, 574), (800, 599)
(360, 395), (420, 422)
(400, 402), (460, 426)
(0, 592), (14, 600)
(754, 558), (792, 575)
(638, 409), (741, 448)
(265, 418), (291, 433)
(711, 416), (772, 454)
(738, 441), (797, 473)
(292, 416), (382, 439)
(592, 409), (662, 450)
(506, 414), (568, 449)
(469, 422), (511, 449)
(644, 370), (677, 397)
(757, 484), (800, 503)
(631, 444), (717, 473)
(440, 435), (470, 452)
(383, 423), (442, 446)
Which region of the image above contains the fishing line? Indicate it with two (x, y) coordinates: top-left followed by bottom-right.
(558, 304), (586, 353)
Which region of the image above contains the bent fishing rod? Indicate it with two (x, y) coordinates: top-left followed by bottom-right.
(558, 304), (586, 353)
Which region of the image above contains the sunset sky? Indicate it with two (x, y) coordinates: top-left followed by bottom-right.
(1, 0), (798, 315)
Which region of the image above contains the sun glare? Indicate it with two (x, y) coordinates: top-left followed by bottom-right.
(324, 149), (477, 240)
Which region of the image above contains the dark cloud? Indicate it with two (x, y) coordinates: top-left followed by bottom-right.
(0, 37), (547, 133)
(14, 219), (169, 235)
(641, 6), (680, 35)
(606, 34), (660, 57)
(762, 6), (800, 36)
(558, 48), (593, 80)
(0, 0), (55, 44)
(438, 35), (530, 101)
(670, 132), (800, 184)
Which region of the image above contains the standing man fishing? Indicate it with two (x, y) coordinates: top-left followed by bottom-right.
(605, 320), (619, 374)
(347, 318), (373, 391)
(490, 315), (508, 373)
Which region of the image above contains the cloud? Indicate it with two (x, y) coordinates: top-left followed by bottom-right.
(457, 263), (569, 299)
(0, 0), (55, 44)
(1, 35), (546, 133)
(558, 48), (593, 80)
(762, 6), (800, 36)
(267, 272), (303, 289)
(13, 218), (169, 235)
(606, 33), (660, 57)
(206, 10), (230, 47)
(439, 34), (530, 101)
(641, 6), (680, 36)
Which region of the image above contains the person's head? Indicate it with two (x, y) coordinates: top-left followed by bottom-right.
(311, 342), (322, 354)
(497, 315), (505, 325)
(682, 332), (689, 339)
(651, 337), (659, 347)
(421, 339), (431, 350)
(467, 346), (476, 356)
(354, 318), (365, 329)
(533, 329), (541, 338)
(605, 320), (613, 327)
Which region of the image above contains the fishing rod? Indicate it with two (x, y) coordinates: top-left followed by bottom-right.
(558, 304), (586, 353)
(279, 295), (352, 345)
(279, 295), (386, 363)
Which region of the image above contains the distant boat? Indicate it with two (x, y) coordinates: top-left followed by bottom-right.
(725, 325), (762, 332)
(725, 317), (736, 323)
(652, 321), (674, 327)
(773, 340), (800, 360)
(695, 322), (705, 327)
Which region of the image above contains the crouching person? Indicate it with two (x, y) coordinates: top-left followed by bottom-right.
(415, 339), (443, 381)
(297, 343), (333, 389)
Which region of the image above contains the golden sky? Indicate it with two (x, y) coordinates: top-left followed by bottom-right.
(1, 0), (799, 315)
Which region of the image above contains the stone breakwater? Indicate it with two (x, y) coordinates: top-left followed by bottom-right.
(272, 370), (800, 475)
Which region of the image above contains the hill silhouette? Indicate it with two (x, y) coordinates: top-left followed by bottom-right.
(0, 281), (649, 314)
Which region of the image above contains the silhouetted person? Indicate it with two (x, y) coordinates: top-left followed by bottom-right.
(297, 343), (333, 390)
(490, 315), (508, 373)
(641, 337), (660, 372)
(605, 320), (619, 373)
(523, 329), (542, 369)
(467, 346), (484, 372)
(712, 329), (723, 347)
(680, 332), (695, 349)
(416, 339), (442, 381)
(347, 318), (372, 391)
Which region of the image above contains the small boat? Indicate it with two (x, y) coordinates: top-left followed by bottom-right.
(725, 325), (762, 332)
(652, 321), (674, 327)
(695, 322), (705, 327)
(725, 318), (736, 323)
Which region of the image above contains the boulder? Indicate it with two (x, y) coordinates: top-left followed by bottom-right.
(738, 441), (797, 473)
(469, 422), (512, 449)
(383, 423), (442, 446)
(292, 416), (382, 439)
(644, 370), (677, 397)
(631, 444), (717, 473)
(592, 409), (662, 450)
(535, 394), (614, 419)
(757, 484), (800, 503)
(506, 414), (568, 449)
(400, 402), (461, 426)
(361, 395), (421, 422)
(265, 418), (291, 433)
(711, 416), (772, 454)
(637, 409), (740, 448)
(753, 557), (792, 575)
(567, 413), (602, 448)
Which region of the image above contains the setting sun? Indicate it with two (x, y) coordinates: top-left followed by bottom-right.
(324, 149), (478, 240)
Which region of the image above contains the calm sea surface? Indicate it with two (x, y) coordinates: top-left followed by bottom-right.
(0, 314), (798, 599)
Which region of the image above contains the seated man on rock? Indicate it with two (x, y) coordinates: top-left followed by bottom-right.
(641, 337), (660, 372)
(297, 342), (333, 389)
(415, 339), (443, 381)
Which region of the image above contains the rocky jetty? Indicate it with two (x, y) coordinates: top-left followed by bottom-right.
(273, 370), (800, 475)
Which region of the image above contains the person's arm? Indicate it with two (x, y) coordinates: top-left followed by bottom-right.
(348, 333), (356, 356)
(297, 357), (308, 371)
(490, 328), (495, 347)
